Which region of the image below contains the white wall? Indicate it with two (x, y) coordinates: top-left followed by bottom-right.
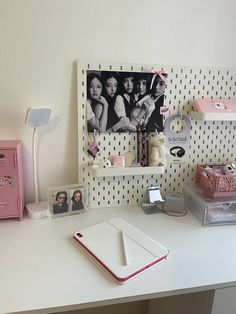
(0, 0), (235, 203)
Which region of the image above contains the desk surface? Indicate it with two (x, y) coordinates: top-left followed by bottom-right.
(0, 206), (236, 314)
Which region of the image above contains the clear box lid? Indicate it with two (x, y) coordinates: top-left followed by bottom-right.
(184, 185), (236, 205)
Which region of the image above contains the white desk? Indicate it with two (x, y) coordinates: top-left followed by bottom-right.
(0, 206), (236, 314)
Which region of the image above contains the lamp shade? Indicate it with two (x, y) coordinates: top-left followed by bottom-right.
(25, 108), (51, 128)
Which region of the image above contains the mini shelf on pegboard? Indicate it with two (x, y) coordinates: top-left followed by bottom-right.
(191, 98), (236, 121)
(91, 165), (165, 177)
(191, 111), (236, 121)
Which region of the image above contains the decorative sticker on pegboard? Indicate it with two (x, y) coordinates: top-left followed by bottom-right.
(164, 114), (191, 163)
(0, 175), (15, 188)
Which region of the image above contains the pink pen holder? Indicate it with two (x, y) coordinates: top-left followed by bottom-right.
(112, 155), (125, 168)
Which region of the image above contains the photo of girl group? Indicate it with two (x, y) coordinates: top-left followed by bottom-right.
(48, 185), (87, 217)
(86, 70), (167, 133)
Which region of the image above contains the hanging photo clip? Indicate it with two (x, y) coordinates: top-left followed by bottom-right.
(87, 130), (100, 159)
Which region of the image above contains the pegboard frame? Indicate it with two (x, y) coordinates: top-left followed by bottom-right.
(77, 61), (236, 209)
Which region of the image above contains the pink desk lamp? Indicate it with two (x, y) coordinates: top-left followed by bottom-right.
(25, 107), (51, 219)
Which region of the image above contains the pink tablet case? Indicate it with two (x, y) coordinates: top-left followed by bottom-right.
(73, 218), (169, 284)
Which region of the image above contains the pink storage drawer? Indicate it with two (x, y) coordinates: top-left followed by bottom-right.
(196, 164), (236, 197)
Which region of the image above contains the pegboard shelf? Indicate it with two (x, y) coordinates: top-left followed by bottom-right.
(191, 111), (236, 121)
(91, 166), (165, 177)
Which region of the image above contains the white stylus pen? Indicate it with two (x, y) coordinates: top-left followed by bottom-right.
(121, 230), (128, 266)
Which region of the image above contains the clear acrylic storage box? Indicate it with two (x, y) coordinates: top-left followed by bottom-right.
(184, 185), (236, 226)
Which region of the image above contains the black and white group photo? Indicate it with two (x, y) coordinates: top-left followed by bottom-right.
(86, 70), (167, 133)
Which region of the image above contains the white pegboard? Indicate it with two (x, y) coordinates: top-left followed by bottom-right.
(77, 62), (236, 208)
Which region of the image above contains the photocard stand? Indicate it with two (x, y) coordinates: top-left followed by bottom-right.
(141, 186), (164, 214)
(48, 184), (89, 218)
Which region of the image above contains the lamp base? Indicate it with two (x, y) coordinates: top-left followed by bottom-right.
(26, 201), (50, 219)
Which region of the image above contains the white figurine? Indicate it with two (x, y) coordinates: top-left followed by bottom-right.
(223, 163), (236, 176)
(102, 158), (111, 168)
(148, 132), (168, 167)
(92, 157), (112, 169)
(91, 157), (104, 169)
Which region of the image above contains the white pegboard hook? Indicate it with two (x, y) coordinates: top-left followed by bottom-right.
(177, 104), (183, 120)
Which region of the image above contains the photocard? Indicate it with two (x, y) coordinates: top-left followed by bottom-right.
(48, 184), (89, 218)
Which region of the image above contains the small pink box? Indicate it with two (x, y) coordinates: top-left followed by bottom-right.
(112, 155), (125, 168)
(192, 98), (236, 113)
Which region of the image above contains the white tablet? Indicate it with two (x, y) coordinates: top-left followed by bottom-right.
(73, 218), (169, 284)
